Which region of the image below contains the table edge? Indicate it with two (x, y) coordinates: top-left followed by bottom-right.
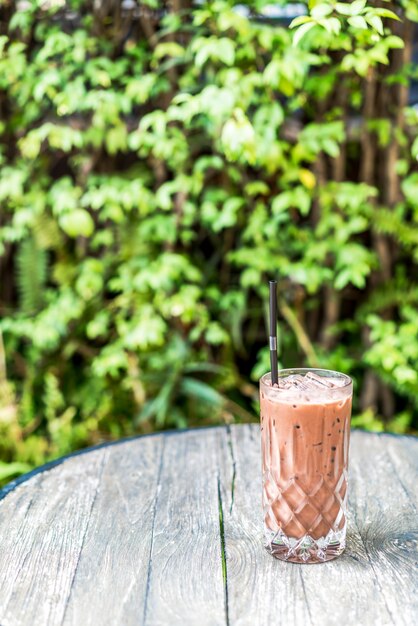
(0, 424), (228, 502)
(0, 425), (416, 502)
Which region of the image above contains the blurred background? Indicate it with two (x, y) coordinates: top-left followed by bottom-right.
(0, 0), (417, 481)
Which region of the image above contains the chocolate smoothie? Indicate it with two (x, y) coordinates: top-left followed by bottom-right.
(260, 369), (353, 563)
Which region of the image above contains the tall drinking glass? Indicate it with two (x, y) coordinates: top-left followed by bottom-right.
(260, 368), (353, 563)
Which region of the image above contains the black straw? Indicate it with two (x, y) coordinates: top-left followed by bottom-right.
(269, 280), (278, 385)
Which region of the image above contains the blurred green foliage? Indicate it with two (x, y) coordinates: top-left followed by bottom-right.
(0, 0), (417, 479)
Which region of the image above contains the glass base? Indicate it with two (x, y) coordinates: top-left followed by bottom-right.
(264, 525), (346, 564)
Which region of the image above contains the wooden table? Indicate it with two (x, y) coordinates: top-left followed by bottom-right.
(0, 425), (416, 626)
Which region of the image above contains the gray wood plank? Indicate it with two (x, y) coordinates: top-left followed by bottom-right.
(61, 435), (164, 626)
(143, 428), (226, 626)
(0, 426), (416, 626)
(218, 424), (312, 626)
(218, 425), (418, 626)
(348, 432), (418, 626)
(0, 448), (107, 626)
(384, 435), (418, 509)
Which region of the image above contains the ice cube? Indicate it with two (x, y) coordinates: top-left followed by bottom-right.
(284, 374), (310, 390)
(332, 377), (348, 388)
(305, 372), (336, 388)
(279, 372), (347, 394)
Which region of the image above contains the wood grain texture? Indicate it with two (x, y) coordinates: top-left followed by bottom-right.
(61, 435), (164, 626)
(0, 448), (107, 626)
(349, 433), (418, 626)
(0, 426), (416, 626)
(218, 426), (418, 626)
(143, 428), (226, 626)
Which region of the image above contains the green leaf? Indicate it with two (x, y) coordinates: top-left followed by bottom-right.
(293, 22), (316, 46)
(336, 0), (366, 16)
(348, 16), (368, 29)
(184, 362), (227, 375)
(320, 17), (341, 35)
(60, 209), (95, 238)
(335, 2), (354, 16)
(180, 377), (224, 407)
(272, 187), (311, 216)
(205, 322), (229, 345)
(289, 16), (313, 29)
(154, 42), (185, 59)
(322, 139), (340, 157)
(194, 37), (235, 67)
(365, 14), (384, 36)
(0, 35), (8, 54)
(216, 38), (235, 66)
(335, 268), (356, 290)
(75, 260), (104, 300)
(311, 3), (333, 19)
(221, 109), (255, 163)
(136, 379), (174, 426)
(373, 8), (401, 21)
(411, 137), (418, 161)
(384, 36), (404, 49)
(105, 125), (128, 155)
(402, 174), (418, 205)
(350, 0), (367, 16)
(0, 462), (32, 481)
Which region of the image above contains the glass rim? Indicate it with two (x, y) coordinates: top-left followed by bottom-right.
(260, 368), (353, 389)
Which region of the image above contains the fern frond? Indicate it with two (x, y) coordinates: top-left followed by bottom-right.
(373, 207), (418, 248)
(358, 279), (418, 317)
(33, 214), (62, 250)
(15, 237), (47, 314)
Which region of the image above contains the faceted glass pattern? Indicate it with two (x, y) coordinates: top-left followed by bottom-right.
(263, 469), (349, 563)
(260, 369), (353, 563)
